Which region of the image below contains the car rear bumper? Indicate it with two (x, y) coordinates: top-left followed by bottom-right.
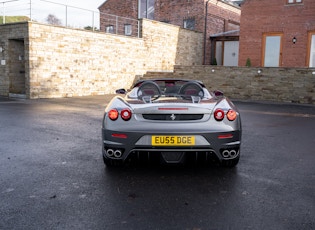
(102, 129), (241, 164)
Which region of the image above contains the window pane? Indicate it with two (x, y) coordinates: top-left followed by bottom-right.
(139, 0), (147, 18)
(264, 36), (281, 67)
(139, 0), (154, 19)
(147, 0), (155, 19)
(106, 25), (114, 33)
(184, 18), (195, 30)
(310, 35), (315, 67)
(124, 24), (132, 36)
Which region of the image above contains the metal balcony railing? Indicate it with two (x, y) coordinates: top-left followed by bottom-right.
(0, 0), (140, 37)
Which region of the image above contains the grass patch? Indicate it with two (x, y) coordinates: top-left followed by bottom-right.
(0, 16), (30, 24)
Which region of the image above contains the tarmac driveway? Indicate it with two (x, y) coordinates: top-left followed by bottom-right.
(0, 95), (314, 230)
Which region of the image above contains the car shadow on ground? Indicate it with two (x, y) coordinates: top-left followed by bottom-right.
(103, 158), (239, 181)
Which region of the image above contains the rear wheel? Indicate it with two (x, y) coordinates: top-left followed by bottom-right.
(220, 155), (240, 168)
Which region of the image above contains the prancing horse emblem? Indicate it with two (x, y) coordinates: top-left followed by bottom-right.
(170, 114), (176, 120)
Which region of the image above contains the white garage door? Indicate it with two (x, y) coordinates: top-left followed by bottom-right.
(223, 41), (239, 66)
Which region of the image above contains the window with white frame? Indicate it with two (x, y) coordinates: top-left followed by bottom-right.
(105, 25), (114, 33)
(183, 18), (195, 30)
(308, 33), (315, 67)
(287, 0), (302, 4)
(124, 24), (132, 36)
(139, 0), (155, 19)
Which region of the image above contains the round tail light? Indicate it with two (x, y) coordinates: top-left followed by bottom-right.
(227, 109), (237, 121)
(214, 109), (225, 121)
(108, 109), (119, 120)
(121, 108), (132, 121)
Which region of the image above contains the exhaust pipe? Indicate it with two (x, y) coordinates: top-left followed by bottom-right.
(107, 149), (114, 157)
(222, 150), (230, 158)
(229, 150), (237, 157)
(222, 149), (239, 158)
(114, 150), (122, 158)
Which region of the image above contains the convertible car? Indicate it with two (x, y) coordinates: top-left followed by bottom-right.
(102, 79), (241, 167)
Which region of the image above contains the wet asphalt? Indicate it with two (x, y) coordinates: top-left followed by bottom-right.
(0, 95), (314, 230)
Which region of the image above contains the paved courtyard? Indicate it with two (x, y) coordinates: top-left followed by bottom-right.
(0, 95), (314, 230)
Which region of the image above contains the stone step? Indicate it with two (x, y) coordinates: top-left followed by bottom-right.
(141, 71), (176, 80)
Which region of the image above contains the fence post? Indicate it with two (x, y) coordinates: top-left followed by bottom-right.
(65, 5), (68, 27)
(29, 0), (32, 21)
(92, 11), (95, 31)
(1, 2), (5, 24)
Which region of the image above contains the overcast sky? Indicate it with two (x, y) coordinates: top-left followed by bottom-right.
(62, 0), (105, 27)
(1, 0), (107, 28)
(50, 0), (105, 11)
(36, 0), (105, 27)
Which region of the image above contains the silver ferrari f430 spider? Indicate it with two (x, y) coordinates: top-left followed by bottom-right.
(102, 79), (242, 167)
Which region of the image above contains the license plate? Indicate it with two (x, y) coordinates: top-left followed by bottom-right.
(152, 136), (195, 146)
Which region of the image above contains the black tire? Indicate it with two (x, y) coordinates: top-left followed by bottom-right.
(220, 155), (240, 168)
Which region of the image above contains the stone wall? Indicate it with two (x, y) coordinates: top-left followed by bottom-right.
(143, 65), (315, 104)
(0, 22), (29, 97)
(0, 19), (203, 98)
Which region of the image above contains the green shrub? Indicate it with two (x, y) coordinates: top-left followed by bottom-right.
(212, 57), (217, 65)
(246, 58), (251, 67)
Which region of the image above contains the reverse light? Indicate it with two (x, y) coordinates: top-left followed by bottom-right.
(108, 109), (119, 120)
(121, 108), (132, 121)
(214, 109), (225, 121)
(227, 109), (237, 121)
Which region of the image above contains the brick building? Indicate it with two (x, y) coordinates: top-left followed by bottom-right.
(239, 0), (315, 67)
(98, 0), (241, 65)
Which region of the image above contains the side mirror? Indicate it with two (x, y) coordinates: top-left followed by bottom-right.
(213, 90), (224, 97)
(115, 88), (127, 94)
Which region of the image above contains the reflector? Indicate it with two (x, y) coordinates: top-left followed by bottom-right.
(218, 134), (233, 139)
(112, 133), (128, 138)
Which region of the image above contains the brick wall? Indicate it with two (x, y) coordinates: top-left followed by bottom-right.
(99, 0), (240, 64)
(0, 19), (203, 98)
(206, 1), (241, 64)
(142, 66), (315, 104)
(239, 0), (315, 67)
(99, 0), (138, 32)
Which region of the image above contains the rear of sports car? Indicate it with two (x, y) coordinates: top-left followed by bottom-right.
(102, 96), (241, 167)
